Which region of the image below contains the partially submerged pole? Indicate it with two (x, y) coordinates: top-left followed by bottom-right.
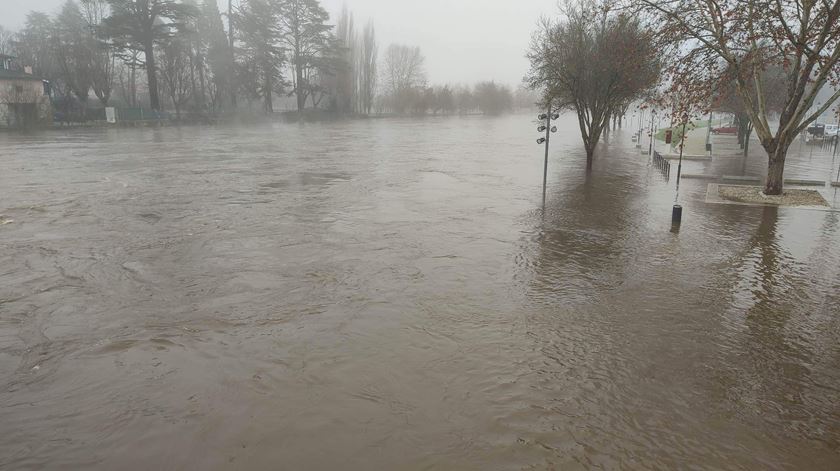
(673, 112), (689, 226)
(675, 113), (688, 197)
(542, 107), (551, 209)
(672, 204), (682, 224)
(536, 103), (557, 212)
(648, 110), (656, 155)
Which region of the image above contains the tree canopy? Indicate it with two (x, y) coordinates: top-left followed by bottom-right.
(635, 0), (840, 194)
(528, 2), (660, 167)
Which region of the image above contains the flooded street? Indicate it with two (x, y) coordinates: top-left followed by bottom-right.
(2, 114), (840, 470)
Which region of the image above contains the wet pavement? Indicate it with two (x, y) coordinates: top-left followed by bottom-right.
(1, 115), (839, 470)
(657, 125), (840, 190)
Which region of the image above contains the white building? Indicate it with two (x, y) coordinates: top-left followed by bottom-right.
(0, 54), (51, 128)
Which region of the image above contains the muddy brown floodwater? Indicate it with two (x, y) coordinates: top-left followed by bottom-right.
(1, 114), (840, 470)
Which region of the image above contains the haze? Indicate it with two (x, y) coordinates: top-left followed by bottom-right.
(0, 0), (557, 86)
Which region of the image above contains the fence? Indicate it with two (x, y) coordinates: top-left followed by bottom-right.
(116, 108), (170, 121)
(51, 106), (169, 124)
(652, 150), (671, 180)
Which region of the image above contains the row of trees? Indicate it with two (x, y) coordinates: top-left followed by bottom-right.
(374, 81), (516, 116)
(527, 3), (660, 169)
(529, 0), (840, 195)
(638, 0), (840, 195)
(3, 1), (525, 120)
(377, 43), (522, 115)
(2, 0), (376, 117)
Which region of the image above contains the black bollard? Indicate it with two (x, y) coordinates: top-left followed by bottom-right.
(672, 204), (682, 225)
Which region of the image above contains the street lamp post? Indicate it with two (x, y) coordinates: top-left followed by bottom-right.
(676, 112), (688, 193)
(673, 112), (689, 225)
(705, 110), (713, 155)
(637, 109), (643, 148)
(537, 106), (559, 210)
(648, 109), (656, 156)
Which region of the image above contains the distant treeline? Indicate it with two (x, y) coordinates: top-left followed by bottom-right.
(0, 0), (538, 122)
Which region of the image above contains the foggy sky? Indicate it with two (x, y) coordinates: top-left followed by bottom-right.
(1, 0), (558, 87)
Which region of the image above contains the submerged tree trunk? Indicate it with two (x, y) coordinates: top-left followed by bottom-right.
(144, 43), (160, 111)
(743, 122), (753, 157)
(198, 56), (207, 110)
(294, 36), (305, 112)
(736, 113), (751, 148)
(585, 145), (595, 170)
(295, 64), (305, 111)
(129, 58), (137, 107)
(77, 96), (88, 122)
(264, 74), (273, 113)
(228, 0), (237, 110)
(583, 126), (603, 171)
(188, 52), (198, 110)
(576, 107), (608, 172)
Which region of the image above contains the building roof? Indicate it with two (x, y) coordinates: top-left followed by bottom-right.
(0, 68), (44, 81)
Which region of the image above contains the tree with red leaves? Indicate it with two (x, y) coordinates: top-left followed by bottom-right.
(636, 0), (840, 195)
(527, 1), (660, 170)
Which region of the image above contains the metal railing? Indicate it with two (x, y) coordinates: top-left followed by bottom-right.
(652, 150), (671, 180)
(116, 108), (170, 121)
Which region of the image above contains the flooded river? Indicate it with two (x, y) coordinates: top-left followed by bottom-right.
(1, 114), (840, 469)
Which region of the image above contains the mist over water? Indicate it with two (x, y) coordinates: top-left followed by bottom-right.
(1, 114), (840, 469)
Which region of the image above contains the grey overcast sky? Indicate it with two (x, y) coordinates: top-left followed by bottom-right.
(0, 0), (558, 86)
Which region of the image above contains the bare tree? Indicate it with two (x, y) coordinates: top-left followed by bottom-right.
(383, 43), (425, 114)
(235, 0), (284, 113)
(433, 85), (455, 114)
(159, 37), (192, 118)
(527, 2), (660, 168)
(454, 84), (474, 115)
(474, 81), (513, 115)
(514, 84), (540, 110)
(713, 63), (788, 156)
(334, 4), (355, 113)
(357, 20), (376, 115)
(636, 0), (840, 195)
(14, 12), (61, 84)
(81, 0), (116, 106)
(0, 26), (14, 55)
(102, 0), (197, 111)
(181, 0), (206, 110)
(226, 0), (237, 108)
(55, 0), (95, 118)
(114, 49), (143, 106)
(200, 0), (232, 111)
(276, 0), (336, 111)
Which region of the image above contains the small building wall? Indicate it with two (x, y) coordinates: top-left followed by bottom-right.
(0, 78), (52, 128)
